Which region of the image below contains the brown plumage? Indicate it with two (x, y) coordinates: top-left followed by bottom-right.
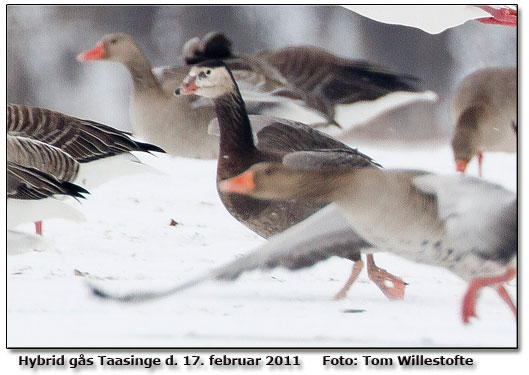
(451, 67), (516, 176)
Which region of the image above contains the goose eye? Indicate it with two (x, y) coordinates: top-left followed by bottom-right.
(198, 71), (207, 79)
(110, 39), (117, 44)
(206, 69), (211, 75)
(264, 168), (272, 176)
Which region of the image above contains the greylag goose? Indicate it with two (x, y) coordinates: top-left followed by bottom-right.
(180, 31), (433, 129)
(451, 67), (516, 177)
(215, 161), (517, 323)
(345, 5), (516, 34)
(7, 158), (88, 238)
(90, 164), (516, 324)
(174, 60), (406, 300)
(7, 104), (165, 234)
(77, 33), (219, 159)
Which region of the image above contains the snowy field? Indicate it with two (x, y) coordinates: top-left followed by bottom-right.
(7, 140), (517, 348)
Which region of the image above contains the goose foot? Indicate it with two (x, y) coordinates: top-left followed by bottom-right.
(366, 254), (407, 300)
(334, 260), (364, 300)
(462, 267), (516, 324)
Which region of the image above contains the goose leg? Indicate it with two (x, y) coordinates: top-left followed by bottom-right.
(366, 254), (407, 300)
(334, 259), (364, 300)
(496, 285), (517, 317)
(462, 267), (516, 323)
(35, 221), (43, 236)
(478, 152), (483, 178)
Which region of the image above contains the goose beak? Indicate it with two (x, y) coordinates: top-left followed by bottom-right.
(177, 76), (198, 95)
(219, 171), (256, 194)
(455, 160), (468, 174)
(77, 42), (106, 61)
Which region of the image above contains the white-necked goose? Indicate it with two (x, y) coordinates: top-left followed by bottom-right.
(175, 60), (406, 300)
(180, 31), (434, 129)
(7, 104), (165, 234)
(451, 67), (516, 177)
(216, 161), (517, 323)
(345, 5), (516, 34)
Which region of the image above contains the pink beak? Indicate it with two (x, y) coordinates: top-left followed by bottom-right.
(77, 42), (106, 61)
(178, 76), (198, 95)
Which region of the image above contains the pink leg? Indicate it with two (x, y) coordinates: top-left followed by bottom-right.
(478, 152), (483, 178)
(462, 267), (516, 324)
(366, 254), (407, 300)
(496, 285), (517, 317)
(35, 221), (43, 236)
(334, 260), (363, 300)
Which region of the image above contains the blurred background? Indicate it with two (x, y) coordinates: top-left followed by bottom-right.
(7, 5), (516, 143)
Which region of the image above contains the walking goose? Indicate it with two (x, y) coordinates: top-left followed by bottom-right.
(216, 161), (517, 323)
(451, 67), (516, 177)
(90, 164), (516, 324)
(173, 60), (406, 300)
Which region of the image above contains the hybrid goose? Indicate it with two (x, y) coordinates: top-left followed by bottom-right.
(7, 104), (165, 234)
(176, 60), (407, 300)
(451, 68), (516, 177)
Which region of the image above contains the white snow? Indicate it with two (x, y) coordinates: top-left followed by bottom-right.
(7, 142), (517, 348)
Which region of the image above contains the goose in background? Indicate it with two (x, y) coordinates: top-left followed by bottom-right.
(345, 5), (516, 34)
(174, 60), (407, 300)
(450, 67), (516, 177)
(180, 31), (436, 131)
(77, 32), (432, 159)
(7, 104), (165, 234)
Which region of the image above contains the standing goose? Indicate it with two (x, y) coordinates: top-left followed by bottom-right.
(77, 33), (219, 159)
(216, 162), (517, 323)
(176, 60), (406, 300)
(181, 32), (433, 129)
(451, 67), (516, 177)
(7, 104), (165, 234)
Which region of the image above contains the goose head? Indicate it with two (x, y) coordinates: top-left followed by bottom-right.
(77, 33), (143, 64)
(218, 162), (337, 201)
(451, 124), (479, 174)
(176, 61), (237, 98)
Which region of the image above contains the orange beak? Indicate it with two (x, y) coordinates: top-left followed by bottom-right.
(77, 42), (106, 61)
(219, 171), (256, 194)
(177, 76), (198, 95)
(455, 160), (468, 174)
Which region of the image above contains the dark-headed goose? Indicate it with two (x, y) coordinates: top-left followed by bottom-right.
(451, 68), (516, 177)
(181, 32), (433, 130)
(77, 33), (219, 159)
(175, 60), (406, 300)
(216, 161), (517, 323)
(7, 104), (165, 234)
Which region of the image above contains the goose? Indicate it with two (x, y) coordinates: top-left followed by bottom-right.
(7, 159), (88, 252)
(173, 60), (406, 300)
(345, 5), (517, 34)
(7, 104), (165, 234)
(179, 31), (435, 130)
(90, 163), (516, 324)
(450, 67), (516, 177)
(77, 33), (431, 158)
(215, 161), (517, 323)
(77, 33), (219, 159)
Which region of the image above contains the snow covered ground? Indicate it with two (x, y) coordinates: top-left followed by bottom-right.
(7, 140), (517, 348)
